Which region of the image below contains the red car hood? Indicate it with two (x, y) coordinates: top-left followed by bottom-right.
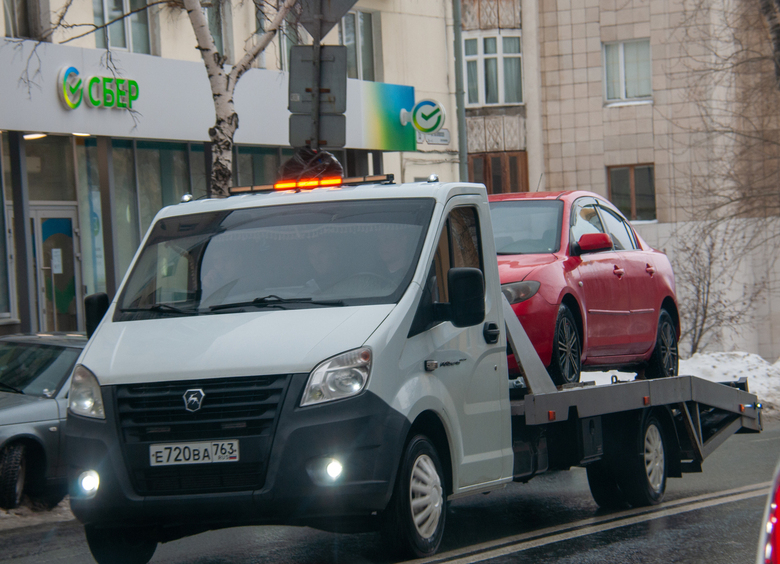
(497, 254), (558, 284)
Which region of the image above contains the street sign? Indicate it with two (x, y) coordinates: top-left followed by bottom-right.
(298, 0), (357, 38)
(416, 128), (451, 146)
(288, 45), (347, 114)
(290, 114), (346, 148)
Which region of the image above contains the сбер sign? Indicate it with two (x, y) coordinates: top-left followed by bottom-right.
(58, 66), (139, 110)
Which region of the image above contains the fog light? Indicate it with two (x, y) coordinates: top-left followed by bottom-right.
(326, 459), (343, 480)
(79, 470), (100, 496)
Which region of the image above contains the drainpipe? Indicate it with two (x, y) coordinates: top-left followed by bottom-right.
(452, 0), (468, 181)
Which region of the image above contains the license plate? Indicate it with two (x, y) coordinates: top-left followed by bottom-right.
(149, 440), (239, 466)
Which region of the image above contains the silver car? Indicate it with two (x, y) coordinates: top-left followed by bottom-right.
(0, 333), (85, 509)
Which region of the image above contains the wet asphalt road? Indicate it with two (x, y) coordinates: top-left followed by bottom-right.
(1, 423), (777, 564)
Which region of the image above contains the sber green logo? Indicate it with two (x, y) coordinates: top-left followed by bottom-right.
(58, 66), (139, 111)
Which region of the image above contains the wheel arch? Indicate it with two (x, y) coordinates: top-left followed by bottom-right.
(660, 297), (680, 337)
(560, 293), (584, 353)
(407, 410), (453, 496)
(0, 435), (48, 492)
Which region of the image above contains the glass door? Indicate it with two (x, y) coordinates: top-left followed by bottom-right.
(30, 207), (83, 332)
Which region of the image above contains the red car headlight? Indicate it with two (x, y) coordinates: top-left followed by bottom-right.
(501, 281), (541, 304)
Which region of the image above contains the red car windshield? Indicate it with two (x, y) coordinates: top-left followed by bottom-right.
(490, 200), (564, 255)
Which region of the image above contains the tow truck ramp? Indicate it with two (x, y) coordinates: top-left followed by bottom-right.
(503, 296), (762, 479)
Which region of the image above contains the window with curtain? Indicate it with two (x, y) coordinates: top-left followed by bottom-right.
(93, 0), (150, 54)
(339, 11), (375, 81)
(0, 133), (13, 318)
(608, 164), (656, 220)
(279, 11), (300, 71)
(463, 32), (522, 106)
(3, 0), (34, 38)
(603, 39), (651, 102)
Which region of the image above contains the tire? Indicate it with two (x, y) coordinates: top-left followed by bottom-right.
(618, 414), (667, 507)
(382, 435), (446, 558)
(0, 444), (26, 510)
(29, 485), (67, 510)
(85, 526), (157, 564)
(586, 461), (629, 509)
(547, 304), (581, 385)
(645, 310), (678, 379)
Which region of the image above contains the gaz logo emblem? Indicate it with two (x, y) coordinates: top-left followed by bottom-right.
(183, 389), (205, 412)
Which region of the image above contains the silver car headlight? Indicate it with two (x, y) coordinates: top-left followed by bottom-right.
(301, 347), (372, 407)
(68, 365), (105, 419)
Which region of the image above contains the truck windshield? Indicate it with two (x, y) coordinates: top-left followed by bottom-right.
(115, 198), (435, 319)
(489, 200), (564, 255)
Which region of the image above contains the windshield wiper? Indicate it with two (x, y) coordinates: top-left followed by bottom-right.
(0, 382), (24, 394)
(120, 304), (197, 316)
(209, 295), (344, 312)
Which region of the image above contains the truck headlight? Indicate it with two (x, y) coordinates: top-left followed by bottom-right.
(68, 365), (105, 419)
(301, 347), (372, 407)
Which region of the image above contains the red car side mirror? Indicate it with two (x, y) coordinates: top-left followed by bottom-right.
(577, 233), (613, 254)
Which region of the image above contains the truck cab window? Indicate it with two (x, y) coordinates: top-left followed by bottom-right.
(409, 206), (483, 336)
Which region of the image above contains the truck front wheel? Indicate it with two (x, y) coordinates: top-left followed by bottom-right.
(85, 526), (157, 564)
(382, 435), (446, 558)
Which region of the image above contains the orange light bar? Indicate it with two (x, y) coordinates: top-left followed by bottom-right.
(274, 180), (297, 190)
(273, 177), (344, 191)
(740, 404), (745, 412)
(643, 396), (650, 405)
(548, 411), (556, 421)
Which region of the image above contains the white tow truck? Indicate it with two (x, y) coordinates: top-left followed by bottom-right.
(65, 176), (762, 564)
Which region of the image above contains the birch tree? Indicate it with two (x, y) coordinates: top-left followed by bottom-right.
(182, 0), (298, 197)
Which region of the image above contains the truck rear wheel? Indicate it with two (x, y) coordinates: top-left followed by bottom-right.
(586, 461), (628, 509)
(85, 526), (157, 564)
(382, 435), (446, 558)
(619, 414), (667, 507)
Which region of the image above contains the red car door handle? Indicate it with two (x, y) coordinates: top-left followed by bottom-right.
(646, 264), (656, 276)
(613, 266), (625, 277)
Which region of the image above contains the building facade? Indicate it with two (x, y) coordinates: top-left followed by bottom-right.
(0, 0), (462, 335)
(461, 0), (780, 360)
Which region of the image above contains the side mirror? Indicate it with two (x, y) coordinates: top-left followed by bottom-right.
(447, 268), (485, 328)
(576, 233), (613, 255)
(85, 293), (109, 339)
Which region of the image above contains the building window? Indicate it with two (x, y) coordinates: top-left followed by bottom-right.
(464, 32), (522, 106)
(339, 11), (374, 81)
(603, 40), (651, 102)
(468, 151), (528, 194)
(3, 0), (35, 38)
(279, 11), (301, 71)
(607, 164), (655, 220)
(93, 0), (150, 54)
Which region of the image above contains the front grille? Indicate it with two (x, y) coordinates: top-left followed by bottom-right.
(115, 374), (291, 495)
(116, 374), (289, 443)
(133, 463), (263, 494)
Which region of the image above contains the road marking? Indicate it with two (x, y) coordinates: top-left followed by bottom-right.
(406, 482), (772, 564)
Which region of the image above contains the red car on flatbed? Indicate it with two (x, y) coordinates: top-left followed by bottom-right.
(489, 190), (679, 385)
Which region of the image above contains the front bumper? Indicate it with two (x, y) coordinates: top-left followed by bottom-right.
(66, 373), (408, 531)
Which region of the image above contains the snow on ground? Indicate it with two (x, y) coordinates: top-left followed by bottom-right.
(581, 352), (780, 421)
